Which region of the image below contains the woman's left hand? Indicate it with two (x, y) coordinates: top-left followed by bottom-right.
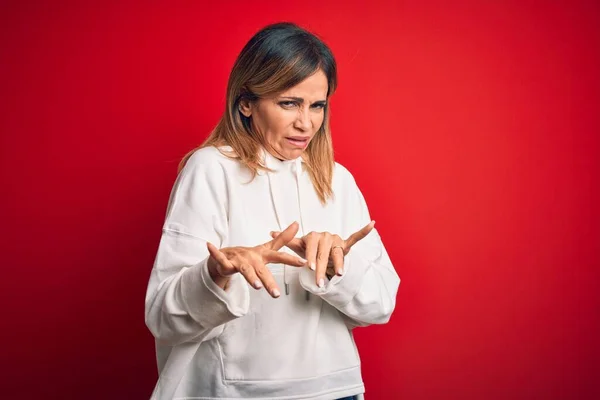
(270, 220), (375, 288)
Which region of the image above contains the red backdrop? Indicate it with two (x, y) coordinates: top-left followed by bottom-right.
(1, 1), (598, 399)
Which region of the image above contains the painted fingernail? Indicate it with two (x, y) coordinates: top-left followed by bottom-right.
(310, 262), (316, 271)
(338, 268), (345, 276)
(272, 288), (281, 297)
(318, 278), (324, 288)
(254, 280), (263, 289)
(298, 257), (307, 264)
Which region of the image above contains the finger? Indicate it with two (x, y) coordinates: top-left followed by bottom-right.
(252, 260), (281, 298)
(331, 245), (345, 276)
(264, 250), (306, 266)
(304, 232), (320, 272)
(344, 220), (376, 250)
(266, 222), (299, 251)
(270, 231), (306, 256)
(326, 265), (335, 279)
(315, 234), (333, 288)
(235, 262), (264, 290)
(207, 242), (235, 276)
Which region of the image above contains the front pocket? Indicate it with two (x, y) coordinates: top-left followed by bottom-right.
(217, 279), (360, 381)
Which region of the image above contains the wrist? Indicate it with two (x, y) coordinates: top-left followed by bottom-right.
(207, 256), (231, 289)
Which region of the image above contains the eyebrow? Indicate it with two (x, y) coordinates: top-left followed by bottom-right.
(279, 96), (327, 104)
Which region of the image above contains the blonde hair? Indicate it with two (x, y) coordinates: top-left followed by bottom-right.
(179, 22), (338, 204)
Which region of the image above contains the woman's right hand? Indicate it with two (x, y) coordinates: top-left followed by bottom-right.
(206, 221), (307, 298)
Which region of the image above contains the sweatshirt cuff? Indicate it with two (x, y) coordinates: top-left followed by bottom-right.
(298, 249), (370, 308)
(180, 257), (250, 328)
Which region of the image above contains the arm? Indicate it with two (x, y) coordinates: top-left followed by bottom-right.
(144, 150), (250, 346)
(299, 173), (400, 326)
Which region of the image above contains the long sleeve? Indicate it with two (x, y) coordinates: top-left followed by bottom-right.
(144, 149), (250, 346)
(299, 171), (400, 326)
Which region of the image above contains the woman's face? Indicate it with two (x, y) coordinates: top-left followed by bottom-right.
(240, 69), (328, 160)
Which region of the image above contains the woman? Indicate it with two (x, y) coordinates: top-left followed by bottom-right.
(145, 22), (400, 400)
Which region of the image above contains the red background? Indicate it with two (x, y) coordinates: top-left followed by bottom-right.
(1, 1), (598, 399)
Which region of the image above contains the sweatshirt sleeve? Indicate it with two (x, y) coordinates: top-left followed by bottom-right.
(144, 149), (250, 346)
(299, 169), (400, 326)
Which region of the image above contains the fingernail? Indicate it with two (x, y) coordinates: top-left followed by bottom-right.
(254, 280), (263, 289)
(310, 262), (316, 271)
(338, 268), (344, 276)
(299, 257), (307, 264)
(318, 278), (324, 288)
(272, 288), (281, 297)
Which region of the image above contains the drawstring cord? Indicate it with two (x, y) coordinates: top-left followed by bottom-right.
(266, 150), (309, 299)
(294, 157), (311, 301)
(284, 157), (303, 296)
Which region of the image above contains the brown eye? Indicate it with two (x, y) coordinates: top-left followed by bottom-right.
(279, 101), (297, 108)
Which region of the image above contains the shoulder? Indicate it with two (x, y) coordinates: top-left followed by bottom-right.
(171, 146), (235, 205)
(331, 160), (371, 223)
(333, 161), (358, 188)
(180, 145), (242, 180)
(184, 145), (237, 170)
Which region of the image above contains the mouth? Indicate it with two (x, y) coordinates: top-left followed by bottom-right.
(286, 136), (310, 148)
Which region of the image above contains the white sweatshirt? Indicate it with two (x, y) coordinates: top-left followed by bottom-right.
(145, 145), (400, 400)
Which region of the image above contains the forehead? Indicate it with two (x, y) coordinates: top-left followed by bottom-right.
(279, 70), (328, 99)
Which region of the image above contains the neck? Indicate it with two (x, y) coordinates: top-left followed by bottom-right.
(263, 145), (297, 162)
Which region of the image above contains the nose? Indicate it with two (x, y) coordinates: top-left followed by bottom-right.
(294, 106), (311, 131)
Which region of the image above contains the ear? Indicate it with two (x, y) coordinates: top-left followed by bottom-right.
(239, 98), (253, 118)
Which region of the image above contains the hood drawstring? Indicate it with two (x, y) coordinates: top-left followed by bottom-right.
(283, 157), (305, 296)
(264, 149), (308, 298)
(288, 156), (305, 296)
